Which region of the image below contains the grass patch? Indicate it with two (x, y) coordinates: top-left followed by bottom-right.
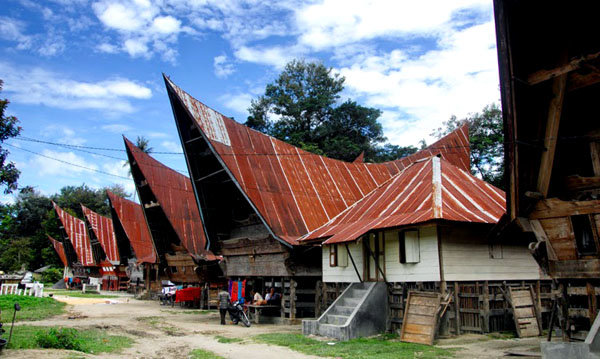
(48, 290), (119, 299)
(486, 331), (516, 340)
(254, 333), (456, 359)
(215, 335), (243, 343)
(0, 295), (66, 322)
(189, 348), (224, 359)
(7, 325), (133, 353)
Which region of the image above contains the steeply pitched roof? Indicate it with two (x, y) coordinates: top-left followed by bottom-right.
(52, 202), (95, 266)
(106, 191), (157, 264)
(124, 137), (216, 261)
(81, 204), (120, 265)
(302, 156), (505, 244)
(47, 234), (68, 267)
(164, 76), (472, 245)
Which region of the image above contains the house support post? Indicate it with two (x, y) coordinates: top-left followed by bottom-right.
(483, 281), (490, 333)
(454, 282), (461, 335)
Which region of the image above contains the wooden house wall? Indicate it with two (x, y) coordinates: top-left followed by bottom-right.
(440, 225), (543, 281)
(322, 241), (363, 283)
(384, 225), (440, 282)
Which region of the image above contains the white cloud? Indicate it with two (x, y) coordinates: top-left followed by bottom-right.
(151, 16), (181, 34)
(102, 160), (136, 195)
(33, 149), (99, 176)
(294, 0), (489, 50)
(0, 17), (32, 50)
(0, 62), (152, 114)
(220, 92), (252, 115)
(213, 55), (235, 78)
(102, 124), (132, 133)
(123, 38), (150, 57)
(235, 45), (300, 68)
(161, 141), (182, 153)
(97, 42), (119, 53)
(339, 21), (500, 146)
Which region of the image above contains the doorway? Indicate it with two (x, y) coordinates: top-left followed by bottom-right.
(364, 233), (385, 281)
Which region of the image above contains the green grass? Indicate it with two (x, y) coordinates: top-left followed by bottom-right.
(189, 348), (224, 359)
(215, 335), (243, 343)
(7, 325), (133, 353)
(0, 295), (66, 322)
(254, 333), (456, 359)
(47, 290), (119, 299)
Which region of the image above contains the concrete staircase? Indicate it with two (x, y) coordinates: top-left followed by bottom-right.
(302, 282), (388, 341)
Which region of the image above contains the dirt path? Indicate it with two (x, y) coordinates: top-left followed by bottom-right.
(5, 294), (547, 358)
(7, 295), (321, 359)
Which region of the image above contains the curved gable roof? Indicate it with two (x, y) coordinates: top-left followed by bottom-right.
(52, 202), (95, 266)
(81, 204), (120, 265)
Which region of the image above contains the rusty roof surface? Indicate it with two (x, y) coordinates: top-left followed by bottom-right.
(81, 204), (120, 265)
(164, 76), (472, 245)
(106, 191), (157, 264)
(47, 234), (68, 267)
(52, 202), (96, 266)
(301, 156), (505, 244)
(124, 137), (216, 261)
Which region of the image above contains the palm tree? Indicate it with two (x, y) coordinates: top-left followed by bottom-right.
(123, 136), (153, 174)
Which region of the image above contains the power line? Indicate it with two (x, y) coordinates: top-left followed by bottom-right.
(5, 143), (132, 180)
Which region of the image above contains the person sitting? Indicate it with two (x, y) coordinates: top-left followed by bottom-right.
(265, 287), (281, 305)
(251, 289), (267, 305)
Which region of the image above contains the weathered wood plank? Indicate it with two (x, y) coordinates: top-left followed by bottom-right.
(531, 198), (600, 219)
(526, 51), (600, 85)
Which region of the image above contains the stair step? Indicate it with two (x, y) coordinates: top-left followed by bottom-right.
(332, 305), (355, 316)
(348, 289), (368, 298)
(326, 314), (349, 325)
(341, 297), (361, 306)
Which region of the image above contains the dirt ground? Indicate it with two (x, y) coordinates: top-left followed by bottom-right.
(4, 293), (547, 358)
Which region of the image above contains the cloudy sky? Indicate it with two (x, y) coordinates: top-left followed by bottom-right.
(0, 0), (500, 202)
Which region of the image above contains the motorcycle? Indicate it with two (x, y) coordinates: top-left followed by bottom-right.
(228, 300), (251, 327)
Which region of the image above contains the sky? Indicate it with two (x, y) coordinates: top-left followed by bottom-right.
(0, 0), (500, 203)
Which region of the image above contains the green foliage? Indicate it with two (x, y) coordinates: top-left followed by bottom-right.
(35, 328), (82, 350)
(189, 348), (224, 359)
(40, 267), (63, 284)
(51, 184), (111, 217)
(8, 325), (133, 353)
(0, 295), (66, 322)
(246, 60), (387, 162)
(431, 103), (504, 189)
(369, 144), (419, 163)
(254, 333), (455, 359)
(0, 79), (22, 194)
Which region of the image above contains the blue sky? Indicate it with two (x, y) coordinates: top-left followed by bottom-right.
(0, 0), (500, 203)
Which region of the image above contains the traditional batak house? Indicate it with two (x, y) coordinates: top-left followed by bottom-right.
(52, 202), (100, 278)
(47, 234), (70, 272)
(494, 0), (600, 340)
(106, 190), (157, 287)
(124, 137), (221, 290)
(81, 205), (128, 290)
(162, 76), (544, 327)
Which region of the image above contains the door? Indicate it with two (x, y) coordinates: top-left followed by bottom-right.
(364, 233), (385, 281)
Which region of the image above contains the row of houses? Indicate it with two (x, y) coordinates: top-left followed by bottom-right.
(48, 0), (600, 342)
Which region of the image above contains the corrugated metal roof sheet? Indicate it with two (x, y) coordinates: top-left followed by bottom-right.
(106, 191), (157, 264)
(81, 204), (120, 265)
(52, 202), (96, 266)
(124, 138), (217, 261)
(164, 76), (472, 245)
(47, 234), (68, 267)
(301, 156), (505, 244)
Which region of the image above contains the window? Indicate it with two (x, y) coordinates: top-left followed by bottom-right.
(329, 244), (348, 267)
(329, 244), (338, 267)
(571, 215), (598, 256)
(400, 229), (420, 263)
(489, 243), (503, 259)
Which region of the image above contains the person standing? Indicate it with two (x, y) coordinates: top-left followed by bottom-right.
(218, 288), (231, 325)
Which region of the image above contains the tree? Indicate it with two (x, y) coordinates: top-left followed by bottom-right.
(369, 144), (419, 163)
(123, 136), (152, 174)
(0, 79), (22, 193)
(431, 103), (504, 189)
(246, 60), (386, 162)
(52, 184), (111, 217)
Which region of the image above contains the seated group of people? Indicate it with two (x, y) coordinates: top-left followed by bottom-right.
(250, 287), (281, 305)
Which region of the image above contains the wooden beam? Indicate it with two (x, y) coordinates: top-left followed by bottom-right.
(568, 71), (600, 92)
(565, 175), (600, 192)
(527, 51), (600, 85)
(529, 198), (600, 219)
(537, 73), (567, 197)
(591, 142), (600, 177)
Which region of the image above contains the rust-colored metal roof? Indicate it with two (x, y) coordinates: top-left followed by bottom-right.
(81, 204), (120, 265)
(47, 234), (68, 267)
(106, 191), (157, 264)
(164, 76), (472, 245)
(52, 202), (96, 266)
(301, 156), (505, 244)
(124, 137), (217, 261)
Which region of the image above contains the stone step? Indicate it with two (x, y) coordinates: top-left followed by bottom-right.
(326, 314), (349, 325)
(318, 323), (342, 338)
(348, 289), (368, 298)
(332, 305), (355, 316)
